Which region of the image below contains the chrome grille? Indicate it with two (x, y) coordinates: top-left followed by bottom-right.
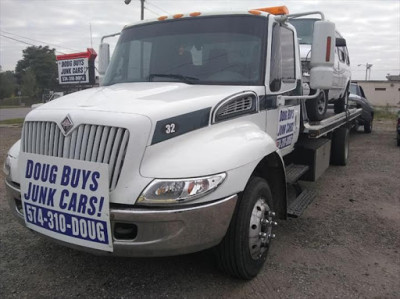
(22, 121), (129, 190)
(218, 96), (253, 117)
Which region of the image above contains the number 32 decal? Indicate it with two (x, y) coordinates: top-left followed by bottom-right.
(165, 123), (176, 134)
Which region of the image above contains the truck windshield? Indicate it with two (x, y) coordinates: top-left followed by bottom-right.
(103, 15), (267, 86)
(289, 18), (317, 45)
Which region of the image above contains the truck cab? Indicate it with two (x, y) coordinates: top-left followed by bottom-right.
(5, 6), (351, 279)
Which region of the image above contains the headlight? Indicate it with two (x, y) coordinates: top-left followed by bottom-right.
(3, 155), (11, 177)
(137, 173), (226, 205)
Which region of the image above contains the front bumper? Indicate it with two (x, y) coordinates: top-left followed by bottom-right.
(5, 178), (237, 257)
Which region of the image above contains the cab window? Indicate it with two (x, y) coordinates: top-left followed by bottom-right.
(345, 47), (350, 65)
(269, 24), (296, 91)
(280, 26), (296, 83)
(269, 24), (282, 91)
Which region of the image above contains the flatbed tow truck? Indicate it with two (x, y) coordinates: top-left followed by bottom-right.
(5, 5), (361, 279)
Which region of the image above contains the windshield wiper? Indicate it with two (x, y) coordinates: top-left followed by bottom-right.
(148, 74), (199, 84)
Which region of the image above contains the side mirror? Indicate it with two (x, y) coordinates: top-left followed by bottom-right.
(98, 43), (110, 76)
(335, 37), (346, 47)
(310, 21), (335, 89)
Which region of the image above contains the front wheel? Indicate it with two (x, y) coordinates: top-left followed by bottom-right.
(306, 90), (328, 121)
(215, 177), (276, 280)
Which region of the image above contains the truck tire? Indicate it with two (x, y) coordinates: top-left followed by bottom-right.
(306, 90), (328, 121)
(330, 127), (349, 166)
(215, 176), (276, 280)
(364, 119), (372, 133)
(334, 87), (349, 114)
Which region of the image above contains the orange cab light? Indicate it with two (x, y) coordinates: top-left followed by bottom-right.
(173, 14), (184, 19)
(248, 10), (262, 15)
(158, 16), (168, 21)
(190, 12), (201, 17)
(255, 6), (289, 15)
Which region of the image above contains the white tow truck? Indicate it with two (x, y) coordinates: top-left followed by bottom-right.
(4, 6), (361, 279)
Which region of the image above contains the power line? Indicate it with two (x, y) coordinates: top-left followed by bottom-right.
(1, 30), (80, 52)
(1, 34), (67, 54)
(146, 1), (170, 15)
(144, 5), (161, 16)
(1, 34), (35, 47)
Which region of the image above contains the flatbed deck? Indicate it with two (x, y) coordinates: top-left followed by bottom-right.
(303, 108), (362, 138)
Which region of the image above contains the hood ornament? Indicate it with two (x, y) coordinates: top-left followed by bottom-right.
(61, 115), (74, 135)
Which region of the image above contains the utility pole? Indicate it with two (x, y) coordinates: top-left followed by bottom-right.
(89, 23), (93, 48)
(368, 64), (372, 80)
(141, 0), (145, 20)
(358, 63), (373, 81)
(124, 0), (145, 20)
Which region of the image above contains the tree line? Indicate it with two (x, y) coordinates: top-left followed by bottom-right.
(0, 45), (58, 101)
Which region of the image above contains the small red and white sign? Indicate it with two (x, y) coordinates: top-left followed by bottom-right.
(56, 49), (97, 85)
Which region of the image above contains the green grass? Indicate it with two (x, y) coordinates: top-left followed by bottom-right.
(0, 118), (24, 125)
(373, 108), (398, 121)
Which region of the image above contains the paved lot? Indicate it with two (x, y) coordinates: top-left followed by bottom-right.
(0, 108), (32, 121)
(0, 120), (399, 298)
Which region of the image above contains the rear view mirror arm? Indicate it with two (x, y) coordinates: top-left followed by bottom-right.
(101, 32), (121, 43)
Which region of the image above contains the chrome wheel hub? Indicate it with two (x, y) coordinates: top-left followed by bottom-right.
(249, 198), (277, 260)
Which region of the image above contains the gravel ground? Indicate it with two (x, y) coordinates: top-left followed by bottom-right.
(0, 120), (399, 298)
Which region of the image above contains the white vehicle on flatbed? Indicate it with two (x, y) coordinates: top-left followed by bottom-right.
(4, 6), (361, 279)
(290, 17), (352, 121)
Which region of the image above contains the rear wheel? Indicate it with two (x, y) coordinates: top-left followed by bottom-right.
(334, 87), (349, 114)
(306, 90), (328, 121)
(215, 177), (276, 280)
(330, 127), (349, 166)
(364, 118), (373, 133)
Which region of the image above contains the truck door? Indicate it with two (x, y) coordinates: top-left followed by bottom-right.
(265, 22), (301, 156)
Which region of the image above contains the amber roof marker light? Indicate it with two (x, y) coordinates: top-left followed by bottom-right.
(254, 6), (289, 15)
(248, 10), (262, 15)
(190, 12), (202, 17)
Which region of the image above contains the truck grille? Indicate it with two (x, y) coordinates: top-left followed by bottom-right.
(22, 121), (129, 190)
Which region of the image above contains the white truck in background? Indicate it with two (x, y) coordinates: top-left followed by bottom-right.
(4, 6), (361, 279)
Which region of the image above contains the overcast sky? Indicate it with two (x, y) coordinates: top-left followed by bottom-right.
(1, 0), (399, 80)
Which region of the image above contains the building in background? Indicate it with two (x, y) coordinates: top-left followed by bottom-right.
(353, 75), (400, 107)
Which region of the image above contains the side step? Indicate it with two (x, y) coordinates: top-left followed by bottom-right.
(285, 164), (309, 185)
(287, 189), (316, 218)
